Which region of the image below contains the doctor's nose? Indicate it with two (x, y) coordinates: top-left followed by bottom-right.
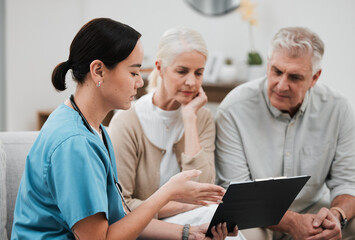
(135, 75), (144, 89)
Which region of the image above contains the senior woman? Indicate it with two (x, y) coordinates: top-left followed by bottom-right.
(11, 18), (237, 240)
(108, 27), (216, 220)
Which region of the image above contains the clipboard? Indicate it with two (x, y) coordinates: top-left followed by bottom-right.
(206, 175), (310, 237)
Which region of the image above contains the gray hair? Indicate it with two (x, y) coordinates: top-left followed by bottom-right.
(268, 27), (324, 75)
(147, 27), (208, 92)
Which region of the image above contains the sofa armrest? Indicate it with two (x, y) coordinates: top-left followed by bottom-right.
(0, 131), (39, 239)
(0, 141), (7, 240)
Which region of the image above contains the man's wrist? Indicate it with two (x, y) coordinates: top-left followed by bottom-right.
(330, 208), (342, 222)
(330, 207), (348, 229)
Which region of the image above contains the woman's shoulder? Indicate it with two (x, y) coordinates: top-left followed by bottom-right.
(31, 105), (104, 162)
(196, 107), (213, 120)
(44, 107), (97, 139)
(195, 107), (215, 133)
(41, 104), (83, 138)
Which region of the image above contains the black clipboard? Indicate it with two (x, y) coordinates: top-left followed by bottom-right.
(206, 175), (310, 237)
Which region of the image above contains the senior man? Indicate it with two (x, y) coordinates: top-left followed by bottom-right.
(215, 27), (355, 240)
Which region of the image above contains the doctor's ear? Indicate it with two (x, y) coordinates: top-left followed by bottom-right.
(90, 60), (104, 79)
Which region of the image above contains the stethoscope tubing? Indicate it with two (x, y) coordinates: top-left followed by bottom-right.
(69, 94), (131, 213)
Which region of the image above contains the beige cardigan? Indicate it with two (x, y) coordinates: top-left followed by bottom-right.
(108, 106), (216, 211)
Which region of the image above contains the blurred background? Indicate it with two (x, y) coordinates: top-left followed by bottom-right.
(1, 0), (354, 131)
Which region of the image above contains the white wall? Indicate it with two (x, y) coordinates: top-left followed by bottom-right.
(0, 0), (5, 131)
(5, 0), (355, 130)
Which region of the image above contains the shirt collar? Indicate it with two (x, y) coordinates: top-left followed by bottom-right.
(263, 78), (310, 119)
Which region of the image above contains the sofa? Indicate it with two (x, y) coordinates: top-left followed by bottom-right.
(0, 131), (39, 240)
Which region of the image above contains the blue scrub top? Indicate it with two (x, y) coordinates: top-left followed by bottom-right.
(11, 104), (125, 240)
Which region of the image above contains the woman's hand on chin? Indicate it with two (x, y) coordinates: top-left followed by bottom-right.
(181, 87), (207, 119)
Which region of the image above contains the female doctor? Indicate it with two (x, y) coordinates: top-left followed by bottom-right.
(11, 18), (237, 240)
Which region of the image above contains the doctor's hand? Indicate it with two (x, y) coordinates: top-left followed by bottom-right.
(190, 222), (239, 240)
(160, 170), (225, 206)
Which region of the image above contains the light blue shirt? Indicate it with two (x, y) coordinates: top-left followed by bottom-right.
(11, 104), (125, 240)
(215, 77), (355, 212)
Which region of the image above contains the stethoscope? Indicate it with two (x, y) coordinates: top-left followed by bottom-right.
(69, 94), (131, 213)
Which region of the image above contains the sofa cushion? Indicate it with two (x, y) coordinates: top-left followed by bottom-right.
(0, 141), (8, 240)
(0, 131), (38, 239)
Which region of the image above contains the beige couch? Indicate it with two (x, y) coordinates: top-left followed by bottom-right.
(0, 131), (39, 240)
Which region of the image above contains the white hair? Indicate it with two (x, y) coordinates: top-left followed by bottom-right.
(268, 27), (324, 75)
(147, 27), (208, 92)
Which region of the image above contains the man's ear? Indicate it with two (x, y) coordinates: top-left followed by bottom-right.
(89, 60), (104, 85)
(311, 69), (322, 88)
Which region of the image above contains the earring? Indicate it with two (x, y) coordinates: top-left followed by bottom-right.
(96, 81), (101, 87)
